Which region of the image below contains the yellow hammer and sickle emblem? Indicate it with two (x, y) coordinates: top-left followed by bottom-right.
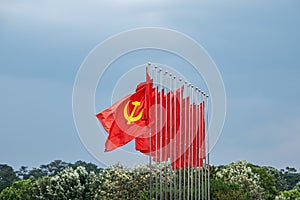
(123, 101), (143, 124)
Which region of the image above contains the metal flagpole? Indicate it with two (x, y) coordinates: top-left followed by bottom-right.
(154, 66), (158, 200)
(206, 94), (210, 200)
(173, 75), (177, 200)
(183, 81), (188, 200)
(191, 85), (194, 200)
(202, 91), (207, 200)
(200, 90), (204, 200)
(195, 87), (199, 200)
(159, 68), (163, 200)
(148, 63), (152, 200)
(169, 73), (173, 199)
(188, 83), (192, 200)
(197, 88), (201, 200)
(164, 70), (168, 200)
(179, 78), (183, 200)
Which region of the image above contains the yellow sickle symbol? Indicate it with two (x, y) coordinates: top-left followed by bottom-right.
(123, 101), (144, 124)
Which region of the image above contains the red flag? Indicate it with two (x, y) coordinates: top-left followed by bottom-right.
(172, 100), (205, 169)
(136, 86), (183, 163)
(200, 102), (206, 164)
(171, 96), (190, 169)
(96, 69), (153, 152)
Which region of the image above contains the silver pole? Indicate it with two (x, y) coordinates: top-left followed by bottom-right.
(169, 72), (172, 200)
(195, 87), (199, 200)
(164, 70), (168, 200)
(206, 94), (210, 200)
(179, 78), (182, 200)
(202, 91), (207, 200)
(187, 83), (191, 200)
(154, 66), (158, 200)
(159, 68), (163, 200)
(173, 75), (177, 200)
(183, 81), (188, 200)
(191, 85), (194, 200)
(201, 90), (204, 200)
(148, 63), (152, 200)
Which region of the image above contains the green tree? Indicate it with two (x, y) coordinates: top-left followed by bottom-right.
(216, 160), (264, 200)
(39, 160), (69, 176)
(0, 179), (32, 200)
(266, 166), (288, 192)
(275, 189), (300, 200)
(69, 160), (101, 174)
(0, 164), (18, 192)
(294, 182), (300, 192)
(248, 164), (278, 199)
(210, 178), (246, 200)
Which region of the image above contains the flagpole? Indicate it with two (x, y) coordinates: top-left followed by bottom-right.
(200, 90), (204, 200)
(201, 91), (206, 200)
(195, 87), (199, 200)
(183, 81), (188, 200)
(160, 71), (168, 199)
(169, 73), (173, 199)
(206, 94), (210, 200)
(191, 85), (194, 200)
(164, 70), (169, 200)
(197, 88), (202, 199)
(187, 83), (191, 200)
(178, 78), (182, 200)
(154, 66), (158, 200)
(159, 67), (163, 200)
(173, 75), (177, 200)
(147, 63), (153, 200)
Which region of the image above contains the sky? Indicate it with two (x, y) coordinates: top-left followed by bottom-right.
(1, 0), (300, 171)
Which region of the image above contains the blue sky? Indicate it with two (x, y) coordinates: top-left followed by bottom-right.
(1, 0), (300, 170)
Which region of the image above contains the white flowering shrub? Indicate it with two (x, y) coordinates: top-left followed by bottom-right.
(31, 166), (88, 200)
(88, 162), (173, 200)
(216, 160), (264, 200)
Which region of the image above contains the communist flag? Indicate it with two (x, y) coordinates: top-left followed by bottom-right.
(135, 88), (166, 157)
(96, 69), (153, 152)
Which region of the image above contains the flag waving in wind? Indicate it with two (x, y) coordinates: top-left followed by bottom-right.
(96, 69), (153, 152)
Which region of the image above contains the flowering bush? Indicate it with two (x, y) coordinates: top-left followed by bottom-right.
(216, 160), (264, 199)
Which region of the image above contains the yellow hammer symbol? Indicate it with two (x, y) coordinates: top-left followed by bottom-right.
(123, 101), (144, 124)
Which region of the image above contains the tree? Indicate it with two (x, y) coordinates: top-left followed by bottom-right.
(275, 189), (300, 200)
(248, 164), (278, 199)
(294, 182), (300, 192)
(265, 166), (288, 192)
(216, 160), (264, 200)
(16, 166), (28, 179)
(69, 160), (101, 174)
(0, 179), (32, 200)
(31, 166), (89, 200)
(0, 164), (18, 192)
(210, 178), (246, 200)
(39, 160), (69, 176)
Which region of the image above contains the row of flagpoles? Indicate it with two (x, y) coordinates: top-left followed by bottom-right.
(96, 63), (210, 199)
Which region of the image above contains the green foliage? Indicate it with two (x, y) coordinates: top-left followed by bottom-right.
(283, 172), (300, 190)
(294, 182), (300, 192)
(0, 160), (299, 199)
(248, 164), (278, 199)
(210, 178), (246, 200)
(69, 160), (102, 174)
(275, 189), (300, 200)
(0, 179), (32, 200)
(0, 164), (19, 192)
(216, 160), (264, 199)
(265, 166), (288, 191)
